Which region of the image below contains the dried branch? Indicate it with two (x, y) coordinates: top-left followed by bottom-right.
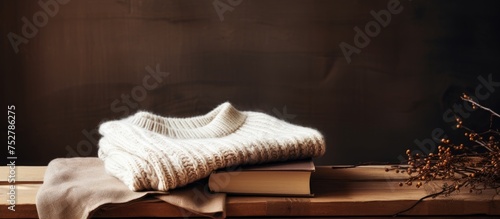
(388, 94), (500, 213)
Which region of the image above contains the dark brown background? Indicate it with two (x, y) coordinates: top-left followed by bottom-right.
(1, 0), (500, 165)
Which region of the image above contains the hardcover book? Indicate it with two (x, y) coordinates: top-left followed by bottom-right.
(208, 159), (315, 196)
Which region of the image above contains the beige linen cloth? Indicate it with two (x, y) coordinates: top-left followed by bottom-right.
(36, 158), (225, 219)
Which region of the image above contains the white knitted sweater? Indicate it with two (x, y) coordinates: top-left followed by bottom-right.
(98, 102), (325, 191)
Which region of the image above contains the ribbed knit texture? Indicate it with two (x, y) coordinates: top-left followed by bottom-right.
(98, 102), (325, 191)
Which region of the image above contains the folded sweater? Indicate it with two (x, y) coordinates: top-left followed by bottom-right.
(98, 102), (325, 191)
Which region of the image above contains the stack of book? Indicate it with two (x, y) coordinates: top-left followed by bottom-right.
(208, 159), (315, 196)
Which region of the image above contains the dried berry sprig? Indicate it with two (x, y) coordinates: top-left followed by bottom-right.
(388, 93), (500, 196)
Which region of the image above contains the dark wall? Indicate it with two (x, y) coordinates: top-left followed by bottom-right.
(1, 0), (500, 165)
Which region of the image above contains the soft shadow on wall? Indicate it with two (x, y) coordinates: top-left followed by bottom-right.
(1, 0), (500, 165)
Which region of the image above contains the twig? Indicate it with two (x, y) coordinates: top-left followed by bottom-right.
(393, 189), (446, 217)
(461, 97), (500, 118)
(474, 140), (494, 152)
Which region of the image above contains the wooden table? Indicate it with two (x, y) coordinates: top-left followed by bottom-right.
(1, 165), (499, 218)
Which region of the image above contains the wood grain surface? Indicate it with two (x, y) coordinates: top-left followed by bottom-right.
(1, 165), (499, 218)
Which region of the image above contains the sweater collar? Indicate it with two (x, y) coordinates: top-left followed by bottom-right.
(128, 102), (247, 139)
